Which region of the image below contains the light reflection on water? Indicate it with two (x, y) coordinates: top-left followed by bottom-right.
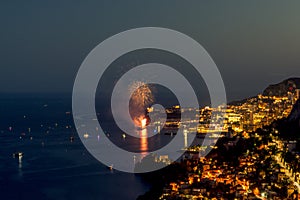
(139, 128), (148, 157)
(18, 156), (23, 177)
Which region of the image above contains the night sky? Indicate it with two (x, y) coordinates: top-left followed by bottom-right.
(1, 1), (300, 101)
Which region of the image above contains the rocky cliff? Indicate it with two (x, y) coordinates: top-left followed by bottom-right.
(263, 78), (300, 96)
(288, 99), (300, 122)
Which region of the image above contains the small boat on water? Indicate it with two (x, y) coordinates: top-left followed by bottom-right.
(12, 152), (23, 158)
(108, 164), (114, 171)
(83, 133), (89, 139)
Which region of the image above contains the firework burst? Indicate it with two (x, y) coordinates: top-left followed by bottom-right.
(129, 81), (154, 128)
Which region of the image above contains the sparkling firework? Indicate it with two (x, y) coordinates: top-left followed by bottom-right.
(129, 81), (154, 107)
(129, 81), (154, 128)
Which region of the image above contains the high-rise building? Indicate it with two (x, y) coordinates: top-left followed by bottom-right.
(296, 89), (300, 100)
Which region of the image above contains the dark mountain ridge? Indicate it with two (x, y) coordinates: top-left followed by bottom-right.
(230, 77), (300, 106)
(263, 77), (300, 97)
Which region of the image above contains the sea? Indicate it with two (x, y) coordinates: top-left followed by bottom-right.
(0, 94), (150, 200)
(0, 94), (204, 200)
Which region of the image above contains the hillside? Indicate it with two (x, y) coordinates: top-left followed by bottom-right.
(263, 77), (300, 97)
(274, 98), (300, 139)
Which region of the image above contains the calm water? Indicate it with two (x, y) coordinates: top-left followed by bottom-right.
(0, 95), (150, 200)
(0, 94), (205, 199)
(0, 133), (150, 200)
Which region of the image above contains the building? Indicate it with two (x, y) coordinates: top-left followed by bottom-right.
(296, 89), (300, 100)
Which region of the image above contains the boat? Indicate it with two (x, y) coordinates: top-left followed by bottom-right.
(83, 133), (89, 138)
(108, 164), (114, 171)
(13, 152), (23, 158)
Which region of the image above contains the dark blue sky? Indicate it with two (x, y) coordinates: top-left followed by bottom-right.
(1, 1), (300, 101)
